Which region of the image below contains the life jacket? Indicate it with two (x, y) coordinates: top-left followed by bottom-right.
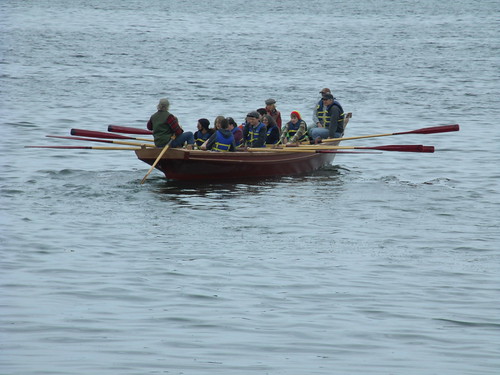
(266, 125), (279, 144)
(248, 122), (266, 147)
(213, 130), (234, 152)
(194, 130), (210, 147)
(316, 100), (345, 128)
(287, 120), (308, 141)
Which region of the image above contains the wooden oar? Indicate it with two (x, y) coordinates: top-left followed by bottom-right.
(25, 145), (141, 150)
(70, 128), (154, 142)
(46, 135), (155, 147)
(108, 125), (153, 135)
(140, 138), (174, 184)
(249, 145), (434, 153)
(320, 124), (460, 144)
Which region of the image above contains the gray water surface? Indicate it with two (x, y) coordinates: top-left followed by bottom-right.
(1, 0), (499, 374)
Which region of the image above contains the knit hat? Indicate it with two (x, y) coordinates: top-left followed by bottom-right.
(198, 118), (210, 130)
(290, 111), (301, 120)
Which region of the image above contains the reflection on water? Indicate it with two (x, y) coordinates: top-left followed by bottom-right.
(150, 164), (347, 199)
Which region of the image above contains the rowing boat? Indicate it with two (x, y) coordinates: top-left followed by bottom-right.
(25, 114), (460, 183)
(135, 146), (341, 181)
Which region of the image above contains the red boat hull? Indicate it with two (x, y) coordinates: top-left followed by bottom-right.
(135, 148), (338, 181)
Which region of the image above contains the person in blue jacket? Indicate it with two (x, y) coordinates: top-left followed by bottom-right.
(201, 117), (236, 152)
(242, 111), (266, 148)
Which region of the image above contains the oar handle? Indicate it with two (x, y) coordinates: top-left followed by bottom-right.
(140, 138), (174, 184)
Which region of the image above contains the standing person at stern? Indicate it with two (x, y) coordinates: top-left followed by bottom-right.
(146, 98), (195, 149)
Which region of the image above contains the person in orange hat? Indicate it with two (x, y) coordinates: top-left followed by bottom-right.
(279, 111), (308, 145)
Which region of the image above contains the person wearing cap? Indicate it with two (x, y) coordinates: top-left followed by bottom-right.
(146, 98), (195, 149)
(242, 111), (267, 148)
(265, 98), (282, 130)
(193, 118), (212, 148)
(310, 93), (345, 141)
(309, 88), (331, 138)
(279, 111), (309, 145)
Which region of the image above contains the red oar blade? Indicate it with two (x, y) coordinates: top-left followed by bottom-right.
(71, 128), (134, 139)
(360, 145), (434, 152)
(396, 124), (460, 135)
(108, 125), (152, 135)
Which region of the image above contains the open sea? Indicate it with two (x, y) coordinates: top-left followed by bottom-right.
(1, 0), (499, 374)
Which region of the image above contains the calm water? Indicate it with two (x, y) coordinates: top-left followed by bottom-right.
(1, 0), (499, 374)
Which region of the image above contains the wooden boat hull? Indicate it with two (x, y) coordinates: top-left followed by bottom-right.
(135, 148), (338, 181)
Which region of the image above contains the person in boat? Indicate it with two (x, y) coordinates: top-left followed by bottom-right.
(227, 117), (243, 146)
(193, 118), (211, 148)
(242, 111), (266, 148)
(309, 93), (345, 142)
(201, 117), (236, 152)
(310, 88), (332, 138)
(213, 115), (226, 131)
(265, 98), (282, 130)
(200, 115), (225, 149)
(262, 114), (280, 145)
(146, 98), (195, 149)
(279, 111), (309, 145)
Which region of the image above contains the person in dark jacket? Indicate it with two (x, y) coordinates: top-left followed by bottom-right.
(227, 117), (243, 146)
(146, 98), (194, 148)
(201, 117), (236, 151)
(262, 114), (280, 144)
(310, 93), (345, 141)
(193, 118), (211, 148)
(242, 111), (266, 148)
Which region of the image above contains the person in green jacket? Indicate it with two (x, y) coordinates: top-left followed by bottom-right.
(146, 98), (194, 149)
